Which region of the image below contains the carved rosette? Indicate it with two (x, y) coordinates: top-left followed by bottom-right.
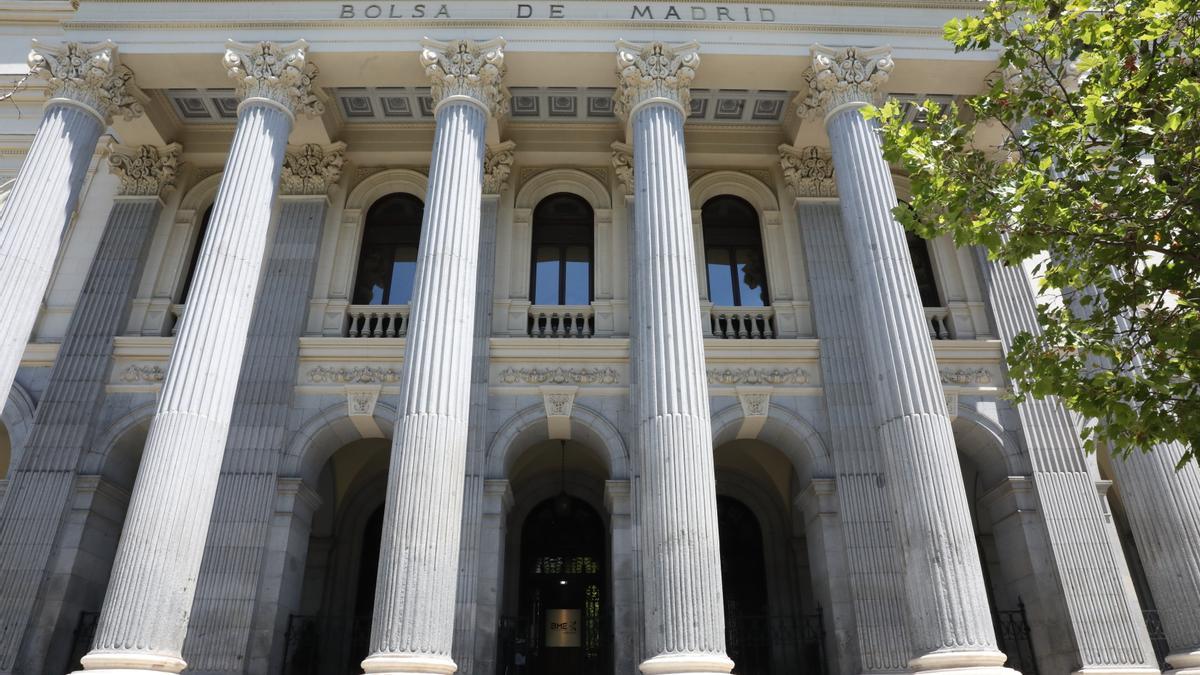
(610, 141), (633, 194)
(223, 39), (323, 117)
(108, 143), (182, 197)
(799, 45), (894, 119)
(419, 37), (509, 117)
(613, 40), (700, 120)
(779, 145), (836, 198)
(483, 140), (516, 195)
(28, 40), (144, 123)
(280, 142), (346, 196)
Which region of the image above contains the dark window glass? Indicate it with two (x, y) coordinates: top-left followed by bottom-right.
(179, 205), (213, 303)
(352, 193), (425, 305)
(530, 193), (593, 306)
(907, 231), (942, 307)
(702, 195), (769, 307)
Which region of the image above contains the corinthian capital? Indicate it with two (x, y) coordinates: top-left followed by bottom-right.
(483, 140), (516, 195)
(614, 40), (700, 120)
(420, 38), (508, 117)
(28, 40), (144, 124)
(224, 40), (323, 117)
(799, 45), (894, 119)
(281, 143), (346, 196)
(109, 143), (182, 197)
(779, 145), (836, 198)
(610, 141), (633, 193)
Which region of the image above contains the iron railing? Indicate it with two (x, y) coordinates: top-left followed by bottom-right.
(1143, 609), (1170, 671)
(724, 611), (827, 675)
(995, 600), (1038, 675)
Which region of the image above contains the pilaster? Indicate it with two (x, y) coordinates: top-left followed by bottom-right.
(75, 40), (320, 675)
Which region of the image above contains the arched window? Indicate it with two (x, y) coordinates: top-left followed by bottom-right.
(178, 205), (213, 303)
(702, 196), (769, 307)
(531, 193), (593, 306)
(352, 193), (424, 305)
(907, 231), (942, 307)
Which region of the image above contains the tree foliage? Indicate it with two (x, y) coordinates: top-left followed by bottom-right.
(869, 0), (1200, 463)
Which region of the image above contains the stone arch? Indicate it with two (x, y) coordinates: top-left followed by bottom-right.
(1, 380), (36, 476)
(484, 402), (630, 480)
(952, 404), (1031, 487)
(515, 168), (611, 211)
(280, 400), (398, 485)
(711, 401), (833, 484)
(690, 170), (780, 215)
(79, 401), (157, 484)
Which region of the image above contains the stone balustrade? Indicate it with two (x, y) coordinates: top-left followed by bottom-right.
(527, 304), (594, 338)
(706, 305), (777, 339)
(924, 306), (955, 340)
(346, 304), (410, 338)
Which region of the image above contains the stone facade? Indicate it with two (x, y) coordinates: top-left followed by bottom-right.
(0, 4), (1195, 675)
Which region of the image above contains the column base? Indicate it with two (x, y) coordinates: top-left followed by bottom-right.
(72, 651), (187, 674)
(1073, 668), (1165, 675)
(361, 653), (457, 674)
(909, 649), (1018, 674)
(1167, 650), (1200, 675)
(639, 653), (735, 675)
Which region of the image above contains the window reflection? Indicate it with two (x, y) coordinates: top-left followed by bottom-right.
(530, 193), (593, 305)
(353, 193), (424, 305)
(179, 205), (213, 303)
(702, 195), (769, 307)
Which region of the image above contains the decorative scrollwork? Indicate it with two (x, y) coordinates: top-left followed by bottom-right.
(497, 367), (620, 385)
(281, 143), (346, 196)
(707, 367), (810, 386)
(224, 39), (322, 117)
(483, 141), (516, 195)
(420, 37), (508, 117)
(28, 40), (143, 123)
(307, 366), (401, 384)
(779, 145), (836, 199)
(614, 40), (700, 120)
(799, 45), (893, 119)
(108, 144), (182, 197)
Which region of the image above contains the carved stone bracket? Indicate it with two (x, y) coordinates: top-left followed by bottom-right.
(346, 384), (384, 437)
(737, 386), (771, 439)
(611, 141), (634, 194)
(799, 45), (894, 120)
(109, 143), (182, 197)
(779, 145), (836, 199)
(541, 385), (577, 440)
(223, 39), (323, 117)
(483, 140), (516, 195)
(614, 40), (700, 120)
(420, 37), (508, 117)
(281, 142), (346, 196)
(28, 40), (144, 123)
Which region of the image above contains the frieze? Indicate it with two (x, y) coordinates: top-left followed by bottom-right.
(497, 367), (620, 385)
(119, 364), (165, 383)
(308, 366), (401, 384)
(707, 367), (809, 385)
(939, 367), (992, 386)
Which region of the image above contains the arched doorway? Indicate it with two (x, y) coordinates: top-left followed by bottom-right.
(718, 495), (770, 674)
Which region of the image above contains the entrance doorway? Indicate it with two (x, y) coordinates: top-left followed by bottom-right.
(509, 495), (609, 675)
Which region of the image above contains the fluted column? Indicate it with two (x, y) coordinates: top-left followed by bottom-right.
(362, 38), (506, 675)
(74, 40), (321, 675)
(184, 143), (344, 674)
(452, 140), (514, 673)
(0, 40), (142, 415)
(615, 40), (733, 675)
(801, 45), (1010, 673)
(780, 144), (912, 673)
(0, 143), (176, 673)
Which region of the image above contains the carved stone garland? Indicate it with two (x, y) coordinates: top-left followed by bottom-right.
(223, 39), (323, 116)
(613, 40), (700, 120)
(281, 143), (346, 196)
(779, 145), (837, 199)
(419, 37), (509, 115)
(28, 40), (144, 123)
(108, 143), (182, 197)
(799, 45), (894, 119)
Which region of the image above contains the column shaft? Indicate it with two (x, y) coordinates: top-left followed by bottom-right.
(795, 199), (912, 672)
(977, 249), (1158, 671)
(825, 106), (1003, 668)
(80, 100), (292, 673)
(366, 99), (486, 673)
(452, 193), (501, 673)
(0, 102), (103, 417)
(0, 193), (159, 671)
(184, 195), (328, 673)
(630, 101), (730, 671)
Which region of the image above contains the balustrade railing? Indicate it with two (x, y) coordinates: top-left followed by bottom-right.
(924, 306), (955, 340)
(1142, 609), (1170, 671)
(527, 304), (594, 338)
(346, 304), (410, 338)
(707, 306), (777, 339)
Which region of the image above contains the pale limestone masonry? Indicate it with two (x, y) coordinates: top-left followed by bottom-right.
(0, 22), (1195, 675)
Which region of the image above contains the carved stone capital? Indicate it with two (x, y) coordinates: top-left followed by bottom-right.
(419, 37), (508, 117)
(28, 40), (144, 124)
(281, 142), (346, 196)
(779, 145), (836, 199)
(614, 40), (700, 120)
(799, 45), (894, 119)
(483, 140), (516, 195)
(610, 141), (633, 194)
(109, 143), (182, 197)
(223, 40), (322, 117)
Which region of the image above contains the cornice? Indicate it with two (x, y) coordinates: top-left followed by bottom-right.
(75, 0), (982, 8)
